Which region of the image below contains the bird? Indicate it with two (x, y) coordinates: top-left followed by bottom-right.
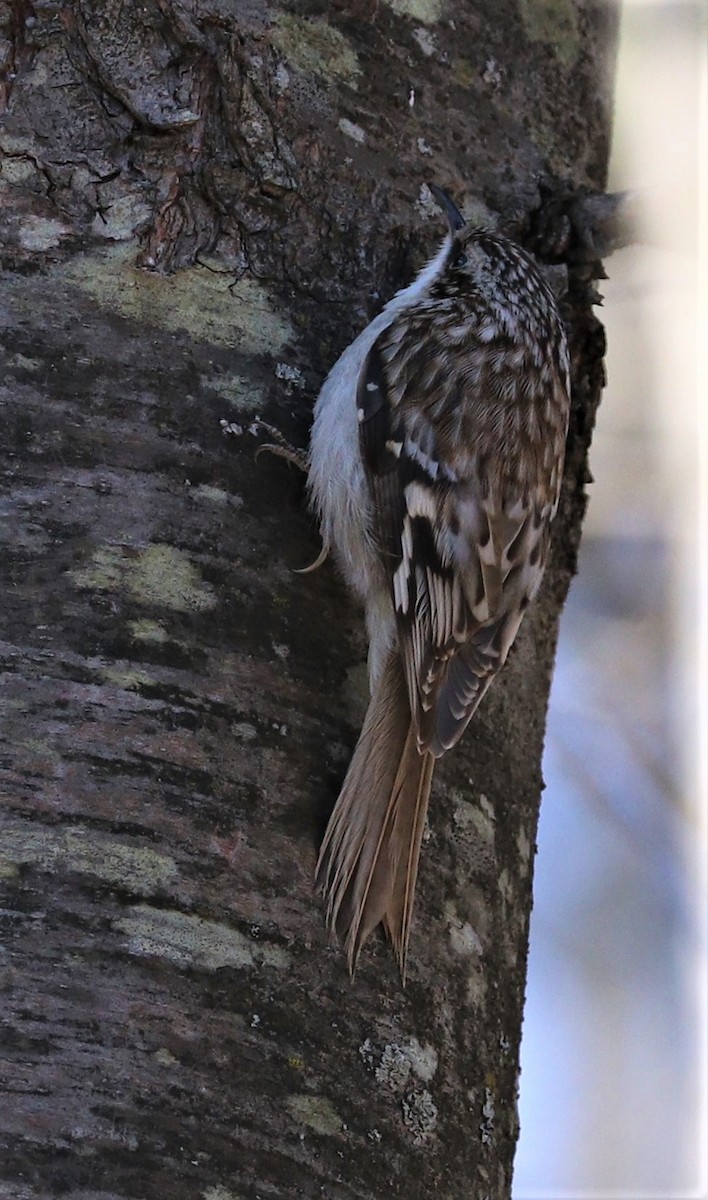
(307, 185), (571, 977)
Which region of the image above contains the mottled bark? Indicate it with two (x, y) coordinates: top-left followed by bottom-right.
(0, 3), (615, 1197)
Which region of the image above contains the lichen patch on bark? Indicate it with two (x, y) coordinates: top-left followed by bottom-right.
(54, 245), (294, 355)
(285, 1093), (344, 1137)
(116, 906), (290, 971)
(1, 822), (179, 897)
(518, 0), (580, 68)
(71, 543), (218, 613)
(271, 15), (361, 87)
(385, 0), (445, 24)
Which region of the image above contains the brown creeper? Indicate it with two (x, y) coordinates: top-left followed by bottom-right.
(308, 186), (570, 976)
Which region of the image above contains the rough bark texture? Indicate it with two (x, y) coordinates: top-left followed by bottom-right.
(0, 3), (615, 1198)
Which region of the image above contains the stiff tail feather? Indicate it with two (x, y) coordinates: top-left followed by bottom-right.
(315, 652), (435, 978)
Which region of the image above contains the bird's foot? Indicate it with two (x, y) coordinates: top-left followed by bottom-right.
(253, 420), (308, 473)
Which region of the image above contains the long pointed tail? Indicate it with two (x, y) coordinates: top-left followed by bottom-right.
(315, 652), (435, 978)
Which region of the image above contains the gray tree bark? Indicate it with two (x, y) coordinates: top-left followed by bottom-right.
(0, 3), (616, 1197)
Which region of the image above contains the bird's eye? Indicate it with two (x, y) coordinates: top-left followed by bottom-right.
(453, 252), (468, 269)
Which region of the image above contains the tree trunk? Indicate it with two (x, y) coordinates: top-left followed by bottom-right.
(0, 3), (616, 1197)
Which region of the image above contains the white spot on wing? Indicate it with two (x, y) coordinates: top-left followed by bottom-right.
(472, 597), (489, 622)
(401, 514), (413, 561)
(404, 439), (440, 480)
(405, 481), (438, 520)
(393, 562), (409, 613)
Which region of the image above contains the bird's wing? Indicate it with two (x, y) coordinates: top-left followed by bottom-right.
(357, 314), (568, 757)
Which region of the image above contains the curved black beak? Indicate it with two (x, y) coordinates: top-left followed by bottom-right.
(429, 183), (466, 232)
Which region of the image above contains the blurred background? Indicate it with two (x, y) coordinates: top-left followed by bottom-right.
(514, 1), (706, 1195)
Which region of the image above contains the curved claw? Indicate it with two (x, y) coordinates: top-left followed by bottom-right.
(294, 543), (329, 574)
(253, 421), (324, 571)
(254, 442), (308, 472)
